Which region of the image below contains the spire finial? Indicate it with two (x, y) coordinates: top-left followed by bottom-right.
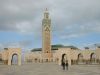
(44, 8), (49, 19)
(45, 8), (48, 11)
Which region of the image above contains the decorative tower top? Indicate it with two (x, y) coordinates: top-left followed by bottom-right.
(45, 8), (48, 11)
(44, 8), (49, 19)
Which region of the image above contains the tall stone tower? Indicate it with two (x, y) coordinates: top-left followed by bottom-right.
(42, 8), (52, 62)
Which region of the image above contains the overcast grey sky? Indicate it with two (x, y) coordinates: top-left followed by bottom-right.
(0, 0), (100, 51)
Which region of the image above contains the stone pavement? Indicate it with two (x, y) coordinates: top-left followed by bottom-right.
(0, 63), (100, 75)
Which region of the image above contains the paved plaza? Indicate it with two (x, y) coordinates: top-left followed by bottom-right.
(0, 63), (100, 75)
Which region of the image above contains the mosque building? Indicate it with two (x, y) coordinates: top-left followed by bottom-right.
(0, 9), (100, 66)
(25, 9), (100, 65)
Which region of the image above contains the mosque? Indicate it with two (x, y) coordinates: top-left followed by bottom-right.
(0, 9), (100, 66)
(25, 9), (100, 66)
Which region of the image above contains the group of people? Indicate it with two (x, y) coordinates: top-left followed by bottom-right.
(61, 60), (68, 70)
(61, 54), (69, 70)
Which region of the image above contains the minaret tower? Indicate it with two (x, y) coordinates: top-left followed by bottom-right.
(42, 8), (52, 62)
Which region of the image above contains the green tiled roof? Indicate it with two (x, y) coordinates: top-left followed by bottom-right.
(31, 48), (42, 52)
(31, 44), (78, 52)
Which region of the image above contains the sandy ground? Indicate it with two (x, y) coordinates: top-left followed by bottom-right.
(0, 63), (100, 75)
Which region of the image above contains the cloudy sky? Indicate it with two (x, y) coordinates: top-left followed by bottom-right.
(0, 0), (100, 51)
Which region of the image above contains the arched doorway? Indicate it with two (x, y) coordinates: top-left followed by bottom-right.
(0, 54), (2, 61)
(11, 54), (18, 65)
(90, 53), (96, 64)
(0, 54), (3, 64)
(77, 53), (83, 64)
(4, 48), (21, 65)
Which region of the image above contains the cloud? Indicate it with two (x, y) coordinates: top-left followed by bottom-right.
(0, 40), (33, 51)
(0, 0), (100, 42)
